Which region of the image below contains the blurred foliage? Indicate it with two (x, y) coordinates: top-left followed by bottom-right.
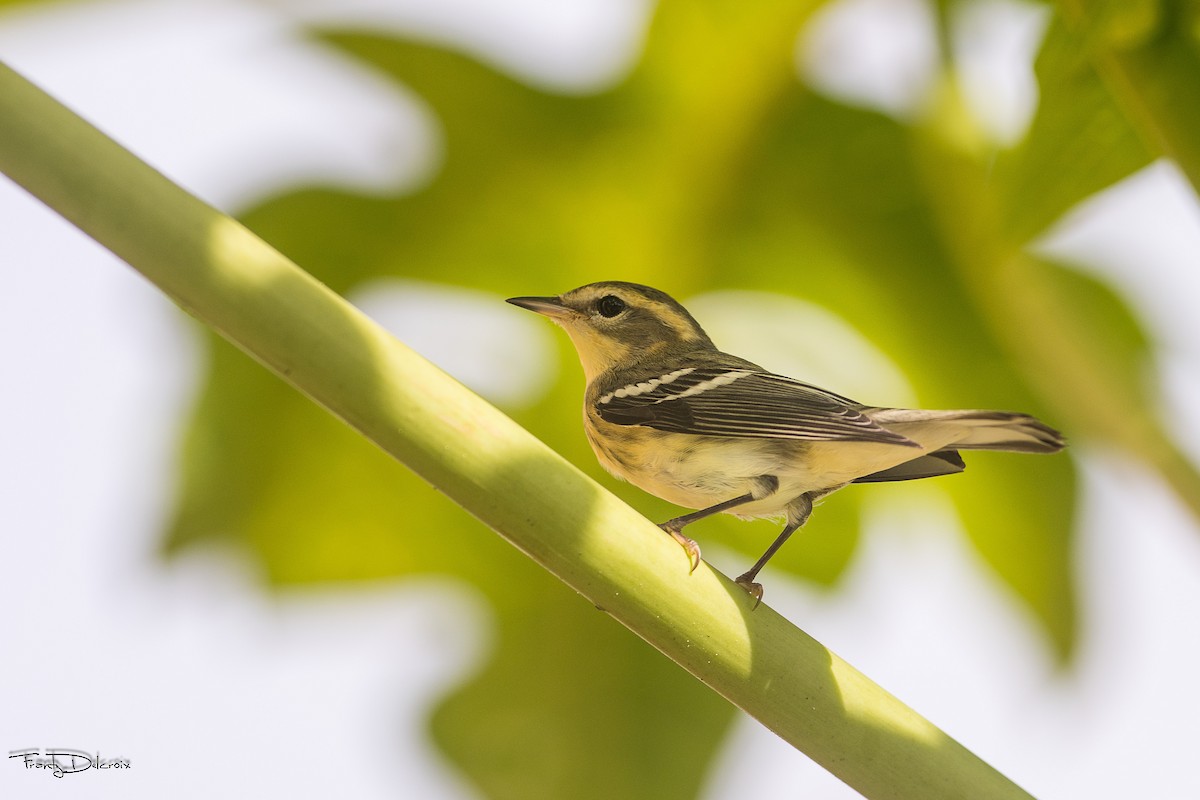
(169, 1), (1200, 798)
(8, 0), (1190, 797)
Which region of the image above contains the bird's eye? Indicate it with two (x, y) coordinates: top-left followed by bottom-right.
(596, 295), (626, 318)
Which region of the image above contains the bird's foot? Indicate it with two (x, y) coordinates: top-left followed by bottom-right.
(734, 573), (764, 610)
(658, 523), (702, 574)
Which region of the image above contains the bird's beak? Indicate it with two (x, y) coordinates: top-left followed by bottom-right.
(506, 295), (574, 319)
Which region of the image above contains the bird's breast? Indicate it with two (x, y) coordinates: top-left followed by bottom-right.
(582, 410), (814, 515)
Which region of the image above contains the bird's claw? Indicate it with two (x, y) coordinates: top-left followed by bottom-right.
(659, 524), (702, 574)
(734, 575), (764, 610)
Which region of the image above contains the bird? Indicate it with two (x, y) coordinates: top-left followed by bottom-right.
(507, 281), (1066, 606)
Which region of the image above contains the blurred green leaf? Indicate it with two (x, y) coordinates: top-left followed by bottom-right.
(994, 14), (1153, 243)
(431, 585), (730, 800)
(1056, 0), (1200, 193)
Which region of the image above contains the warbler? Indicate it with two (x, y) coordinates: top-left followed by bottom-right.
(508, 281), (1065, 605)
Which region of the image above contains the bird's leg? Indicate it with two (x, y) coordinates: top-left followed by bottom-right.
(735, 493), (816, 608)
(659, 492), (759, 574)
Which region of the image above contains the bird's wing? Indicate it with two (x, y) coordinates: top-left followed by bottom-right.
(594, 367), (918, 446)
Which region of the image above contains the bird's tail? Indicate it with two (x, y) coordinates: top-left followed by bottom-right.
(868, 408), (1066, 454)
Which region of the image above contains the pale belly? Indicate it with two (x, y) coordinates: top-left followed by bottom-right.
(584, 414), (937, 519)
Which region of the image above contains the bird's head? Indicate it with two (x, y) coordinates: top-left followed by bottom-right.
(507, 281), (714, 381)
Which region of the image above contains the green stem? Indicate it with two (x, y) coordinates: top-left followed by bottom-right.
(0, 61), (1034, 800)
